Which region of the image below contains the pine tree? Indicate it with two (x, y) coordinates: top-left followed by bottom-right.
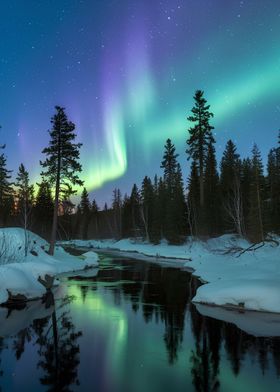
(204, 142), (220, 236)
(130, 184), (141, 237)
(187, 161), (200, 237)
(91, 199), (99, 237)
(266, 134), (280, 233)
(79, 188), (90, 239)
(34, 180), (54, 238)
(186, 90), (214, 208)
(248, 144), (265, 242)
(112, 188), (122, 238)
(121, 193), (131, 238)
(149, 175), (162, 244)
(161, 139), (178, 191)
(15, 164), (34, 256)
(173, 163), (187, 242)
(160, 139), (184, 243)
(240, 158), (252, 235)
(40, 106), (83, 255)
(140, 176), (154, 241)
(220, 140), (243, 235)
(80, 188), (90, 215)
(0, 152), (13, 225)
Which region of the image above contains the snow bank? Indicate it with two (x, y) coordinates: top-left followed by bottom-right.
(193, 279), (280, 313)
(195, 303), (280, 337)
(0, 228), (99, 304)
(61, 235), (280, 313)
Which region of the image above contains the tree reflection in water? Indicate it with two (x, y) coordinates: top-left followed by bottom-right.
(0, 291), (82, 392)
(36, 292), (82, 391)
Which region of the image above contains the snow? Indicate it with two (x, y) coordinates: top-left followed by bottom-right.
(0, 286), (66, 337)
(195, 304), (280, 337)
(61, 235), (280, 314)
(0, 228), (99, 305)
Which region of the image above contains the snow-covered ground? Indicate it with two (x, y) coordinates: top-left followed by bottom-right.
(0, 228), (99, 305)
(61, 235), (280, 314)
(195, 303), (280, 337)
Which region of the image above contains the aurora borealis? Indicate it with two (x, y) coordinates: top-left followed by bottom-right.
(0, 0), (280, 203)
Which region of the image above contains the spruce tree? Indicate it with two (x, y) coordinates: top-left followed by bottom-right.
(160, 139), (184, 243)
(40, 106), (83, 255)
(80, 188), (90, 215)
(149, 175), (162, 244)
(130, 184), (141, 237)
(141, 176), (154, 241)
(161, 139), (178, 192)
(240, 158), (252, 235)
(121, 193), (131, 238)
(79, 187), (90, 239)
(248, 144), (265, 243)
(204, 142), (220, 236)
(91, 199), (99, 237)
(220, 140), (243, 235)
(112, 188), (122, 238)
(35, 180), (54, 238)
(15, 164), (34, 255)
(186, 90), (214, 208)
(187, 161), (200, 237)
(173, 163), (187, 242)
(0, 152), (13, 225)
(266, 136), (280, 233)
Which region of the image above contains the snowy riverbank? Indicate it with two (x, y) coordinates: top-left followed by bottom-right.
(61, 235), (280, 313)
(0, 228), (99, 305)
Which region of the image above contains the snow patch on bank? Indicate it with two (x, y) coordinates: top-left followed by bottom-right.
(195, 303), (280, 337)
(0, 228), (99, 304)
(61, 235), (280, 313)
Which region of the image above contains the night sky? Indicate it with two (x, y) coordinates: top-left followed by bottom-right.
(0, 0), (280, 204)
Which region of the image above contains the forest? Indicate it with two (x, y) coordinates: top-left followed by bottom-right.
(0, 90), (279, 246)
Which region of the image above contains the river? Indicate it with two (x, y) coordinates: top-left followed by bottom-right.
(0, 254), (279, 391)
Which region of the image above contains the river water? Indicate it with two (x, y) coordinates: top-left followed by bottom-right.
(0, 254), (279, 391)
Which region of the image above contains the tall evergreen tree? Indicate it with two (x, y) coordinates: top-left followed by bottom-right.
(112, 188), (122, 238)
(161, 139), (184, 243)
(34, 180), (54, 238)
(186, 90), (214, 208)
(80, 188), (90, 215)
(204, 142), (220, 236)
(240, 158), (252, 235)
(79, 188), (90, 239)
(130, 184), (141, 237)
(15, 164), (34, 255)
(140, 176), (154, 241)
(121, 193), (131, 238)
(187, 161), (200, 237)
(40, 106), (83, 255)
(149, 175), (162, 244)
(173, 163), (187, 241)
(267, 141), (280, 233)
(220, 140), (243, 235)
(91, 199), (99, 237)
(161, 139), (178, 192)
(0, 152), (13, 225)
(248, 144), (265, 243)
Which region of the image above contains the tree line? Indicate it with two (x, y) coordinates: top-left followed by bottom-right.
(1, 92), (280, 247)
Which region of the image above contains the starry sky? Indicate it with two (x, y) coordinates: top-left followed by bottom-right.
(0, 0), (280, 204)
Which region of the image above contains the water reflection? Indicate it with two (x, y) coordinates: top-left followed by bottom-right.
(0, 292), (82, 391)
(0, 257), (280, 391)
(37, 294), (82, 391)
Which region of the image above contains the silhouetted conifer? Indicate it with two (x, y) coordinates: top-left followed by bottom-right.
(40, 106), (83, 254)
(187, 90), (214, 208)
